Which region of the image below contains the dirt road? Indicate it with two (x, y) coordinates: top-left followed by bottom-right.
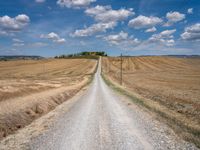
(0, 59), (198, 150)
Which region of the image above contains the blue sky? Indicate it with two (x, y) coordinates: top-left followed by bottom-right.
(0, 0), (200, 57)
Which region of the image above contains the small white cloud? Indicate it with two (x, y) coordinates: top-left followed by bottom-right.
(57, 38), (66, 43)
(128, 15), (163, 29)
(164, 11), (185, 26)
(15, 14), (30, 23)
(187, 8), (193, 14)
(85, 5), (134, 23)
(12, 38), (24, 43)
(149, 29), (176, 46)
(181, 23), (200, 41)
(40, 32), (66, 43)
(35, 0), (46, 3)
(72, 22), (117, 37)
(145, 27), (157, 33)
(160, 29), (176, 38)
(103, 31), (140, 46)
(57, 0), (96, 8)
(104, 31), (128, 45)
(12, 38), (25, 47)
(165, 39), (175, 46)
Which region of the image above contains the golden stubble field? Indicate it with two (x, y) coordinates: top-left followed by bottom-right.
(0, 58), (97, 139)
(102, 56), (200, 145)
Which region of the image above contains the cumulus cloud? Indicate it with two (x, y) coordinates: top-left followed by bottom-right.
(0, 14), (30, 33)
(12, 38), (24, 43)
(128, 15), (163, 29)
(103, 31), (140, 46)
(85, 5), (134, 23)
(145, 27), (157, 33)
(72, 22), (117, 37)
(164, 11), (185, 26)
(149, 29), (176, 46)
(35, 0), (45, 3)
(181, 23), (200, 41)
(72, 5), (134, 37)
(104, 31), (128, 45)
(187, 8), (193, 14)
(40, 32), (66, 43)
(57, 0), (96, 8)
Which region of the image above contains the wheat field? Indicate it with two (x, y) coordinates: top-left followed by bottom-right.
(0, 59), (97, 139)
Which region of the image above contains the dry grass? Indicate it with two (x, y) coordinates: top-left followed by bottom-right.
(102, 56), (200, 146)
(0, 59), (97, 139)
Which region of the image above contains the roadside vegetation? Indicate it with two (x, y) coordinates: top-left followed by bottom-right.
(101, 56), (200, 147)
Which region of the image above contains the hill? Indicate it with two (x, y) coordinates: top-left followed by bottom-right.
(0, 55), (44, 61)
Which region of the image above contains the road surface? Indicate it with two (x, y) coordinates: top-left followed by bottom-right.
(3, 59), (197, 150)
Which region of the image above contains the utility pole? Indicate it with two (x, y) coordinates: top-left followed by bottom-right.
(120, 53), (123, 85)
(43, 61), (46, 79)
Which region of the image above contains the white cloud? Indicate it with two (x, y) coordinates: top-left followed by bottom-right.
(57, 38), (66, 43)
(0, 14), (30, 32)
(181, 23), (200, 41)
(35, 0), (45, 3)
(57, 0), (96, 8)
(72, 5), (134, 37)
(128, 15), (163, 29)
(72, 22), (117, 37)
(104, 31), (128, 45)
(145, 27), (157, 33)
(159, 29), (176, 38)
(40, 32), (66, 43)
(164, 11), (185, 26)
(85, 5), (134, 23)
(12, 38), (25, 47)
(15, 15), (30, 23)
(12, 38), (24, 43)
(149, 29), (176, 46)
(187, 8), (193, 14)
(103, 31), (140, 46)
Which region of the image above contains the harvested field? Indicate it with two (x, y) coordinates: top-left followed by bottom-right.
(102, 56), (200, 146)
(0, 59), (97, 139)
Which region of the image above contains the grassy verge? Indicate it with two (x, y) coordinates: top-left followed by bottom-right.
(102, 73), (200, 148)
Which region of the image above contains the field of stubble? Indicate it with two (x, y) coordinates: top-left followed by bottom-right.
(0, 59), (97, 139)
(102, 56), (200, 146)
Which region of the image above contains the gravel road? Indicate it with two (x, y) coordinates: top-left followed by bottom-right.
(8, 59), (198, 150)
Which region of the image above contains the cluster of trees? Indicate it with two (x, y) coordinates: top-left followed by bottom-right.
(55, 51), (107, 59)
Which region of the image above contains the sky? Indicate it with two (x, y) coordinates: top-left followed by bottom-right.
(0, 0), (200, 57)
